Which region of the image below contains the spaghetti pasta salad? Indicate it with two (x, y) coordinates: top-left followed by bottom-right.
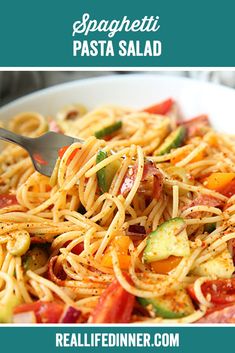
(0, 98), (235, 324)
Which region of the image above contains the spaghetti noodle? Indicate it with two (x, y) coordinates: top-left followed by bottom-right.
(0, 98), (235, 324)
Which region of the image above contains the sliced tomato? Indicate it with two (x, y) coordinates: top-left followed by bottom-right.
(228, 239), (235, 264)
(71, 242), (84, 255)
(219, 179), (235, 198)
(58, 145), (69, 159)
(187, 285), (199, 302)
(0, 194), (18, 208)
(120, 161), (163, 200)
(30, 236), (48, 245)
(58, 146), (80, 166)
(14, 301), (64, 323)
(88, 276), (135, 323)
(143, 98), (174, 115)
(64, 241), (84, 255)
(188, 278), (235, 305)
(180, 115), (210, 138)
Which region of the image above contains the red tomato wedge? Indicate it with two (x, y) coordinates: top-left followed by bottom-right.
(228, 239), (235, 264)
(180, 115), (210, 138)
(58, 145), (69, 159)
(219, 179), (235, 198)
(0, 194), (18, 208)
(188, 278), (235, 305)
(120, 161), (163, 200)
(64, 241), (84, 255)
(71, 242), (84, 255)
(14, 301), (64, 323)
(58, 146), (80, 166)
(143, 98), (174, 115)
(88, 277), (135, 323)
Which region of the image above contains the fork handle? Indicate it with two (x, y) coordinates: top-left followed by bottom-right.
(0, 127), (28, 148)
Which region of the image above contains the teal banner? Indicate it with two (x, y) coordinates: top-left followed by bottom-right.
(0, 0), (235, 67)
(0, 326), (234, 353)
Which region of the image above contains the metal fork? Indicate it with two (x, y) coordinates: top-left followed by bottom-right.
(0, 128), (83, 177)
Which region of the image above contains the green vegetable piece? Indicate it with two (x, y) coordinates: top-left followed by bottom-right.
(204, 223), (216, 233)
(95, 121), (122, 139)
(23, 246), (49, 272)
(96, 150), (120, 193)
(138, 288), (194, 319)
(157, 126), (186, 155)
(191, 248), (234, 279)
(143, 217), (190, 263)
(0, 294), (19, 323)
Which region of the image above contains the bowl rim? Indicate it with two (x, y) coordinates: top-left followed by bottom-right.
(0, 73), (235, 114)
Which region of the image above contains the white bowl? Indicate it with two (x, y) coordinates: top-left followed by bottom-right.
(0, 74), (235, 133)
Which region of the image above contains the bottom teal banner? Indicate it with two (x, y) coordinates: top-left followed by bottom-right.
(0, 326), (233, 353)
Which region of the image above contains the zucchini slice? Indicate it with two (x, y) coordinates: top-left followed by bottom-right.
(96, 150), (120, 193)
(204, 223), (216, 233)
(143, 217), (190, 263)
(23, 245), (49, 271)
(138, 288), (194, 319)
(191, 248), (234, 279)
(157, 126), (186, 155)
(95, 121), (122, 139)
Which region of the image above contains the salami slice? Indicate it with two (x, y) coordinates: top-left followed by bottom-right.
(197, 304), (235, 323)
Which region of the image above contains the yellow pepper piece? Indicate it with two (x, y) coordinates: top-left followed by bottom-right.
(203, 173), (235, 191)
(7, 230), (30, 256)
(112, 235), (131, 254)
(171, 150), (205, 164)
(151, 256), (182, 274)
(101, 253), (131, 270)
(204, 132), (218, 147)
(191, 150), (205, 163)
(100, 235), (131, 269)
(171, 152), (186, 164)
